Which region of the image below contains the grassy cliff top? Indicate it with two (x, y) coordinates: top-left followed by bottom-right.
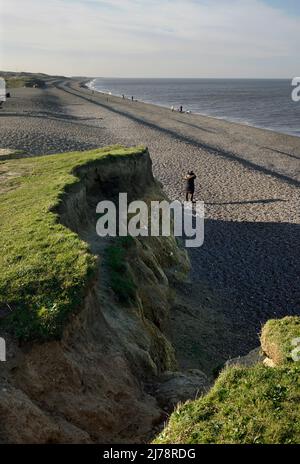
(0, 146), (146, 340)
(261, 316), (300, 365)
(0, 71), (64, 88)
(154, 316), (300, 444)
(4, 76), (46, 89)
(154, 363), (300, 444)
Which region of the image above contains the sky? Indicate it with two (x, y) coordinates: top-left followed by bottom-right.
(1, 0), (300, 78)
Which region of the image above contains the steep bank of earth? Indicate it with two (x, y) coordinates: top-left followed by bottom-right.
(0, 146), (210, 443)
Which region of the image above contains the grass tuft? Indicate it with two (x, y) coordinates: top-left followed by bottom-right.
(106, 237), (137, 304)
(261, 316), (300, 365)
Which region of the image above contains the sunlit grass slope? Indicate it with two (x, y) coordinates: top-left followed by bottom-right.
(0, 146), (146, 340)
(154, 317), (300, 444)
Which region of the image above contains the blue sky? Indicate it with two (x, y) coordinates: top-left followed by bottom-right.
(1, 0), (300, 78)
(264, 0), (300, 15)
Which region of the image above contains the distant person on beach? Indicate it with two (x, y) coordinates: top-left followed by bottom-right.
(171, 105), (174, 112)
(122, 94), (125, 99)
(131, 96), (134, 101)
(179, 105), (183, 113)
(183, 171), (197, 202)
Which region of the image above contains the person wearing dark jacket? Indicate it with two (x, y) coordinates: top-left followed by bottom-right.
(184, 171), (197, 202)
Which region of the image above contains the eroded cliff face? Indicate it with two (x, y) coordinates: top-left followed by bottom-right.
(0, 149), (209, 444)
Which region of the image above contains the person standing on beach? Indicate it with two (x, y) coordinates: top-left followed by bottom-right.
(179, 105), (183, 113)
(131, 96), (134, 101)
(184, 171), (197, 202)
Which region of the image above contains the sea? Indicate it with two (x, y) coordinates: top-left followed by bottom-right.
(87, 78), (300, 138)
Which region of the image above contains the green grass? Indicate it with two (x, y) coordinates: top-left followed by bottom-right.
(5, 77), (46, 88)
(154, 364), (300, 444)
(261, 317), (300, 365)
(0, 146), (146, 340)
(155, 317), (300, 444)
(106, 237), (137, 304)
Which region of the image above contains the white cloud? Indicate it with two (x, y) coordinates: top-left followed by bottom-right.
(1, 0), (300, 77)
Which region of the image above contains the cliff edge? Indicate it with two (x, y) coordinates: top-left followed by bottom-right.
(0, 146), (209, 443)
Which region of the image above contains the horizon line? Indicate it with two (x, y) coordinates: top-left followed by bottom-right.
(0, 70), (297, 81)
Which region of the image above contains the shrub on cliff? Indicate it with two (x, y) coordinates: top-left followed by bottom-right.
(106, 238), (137, 304)
(5, 76), (46, 88)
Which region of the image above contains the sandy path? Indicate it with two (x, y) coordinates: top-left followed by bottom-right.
(0, 79), (299, 372)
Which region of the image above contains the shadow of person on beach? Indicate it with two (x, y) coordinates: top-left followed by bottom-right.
(262, 147), (300, 161)
(206, 198), (288, 206)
